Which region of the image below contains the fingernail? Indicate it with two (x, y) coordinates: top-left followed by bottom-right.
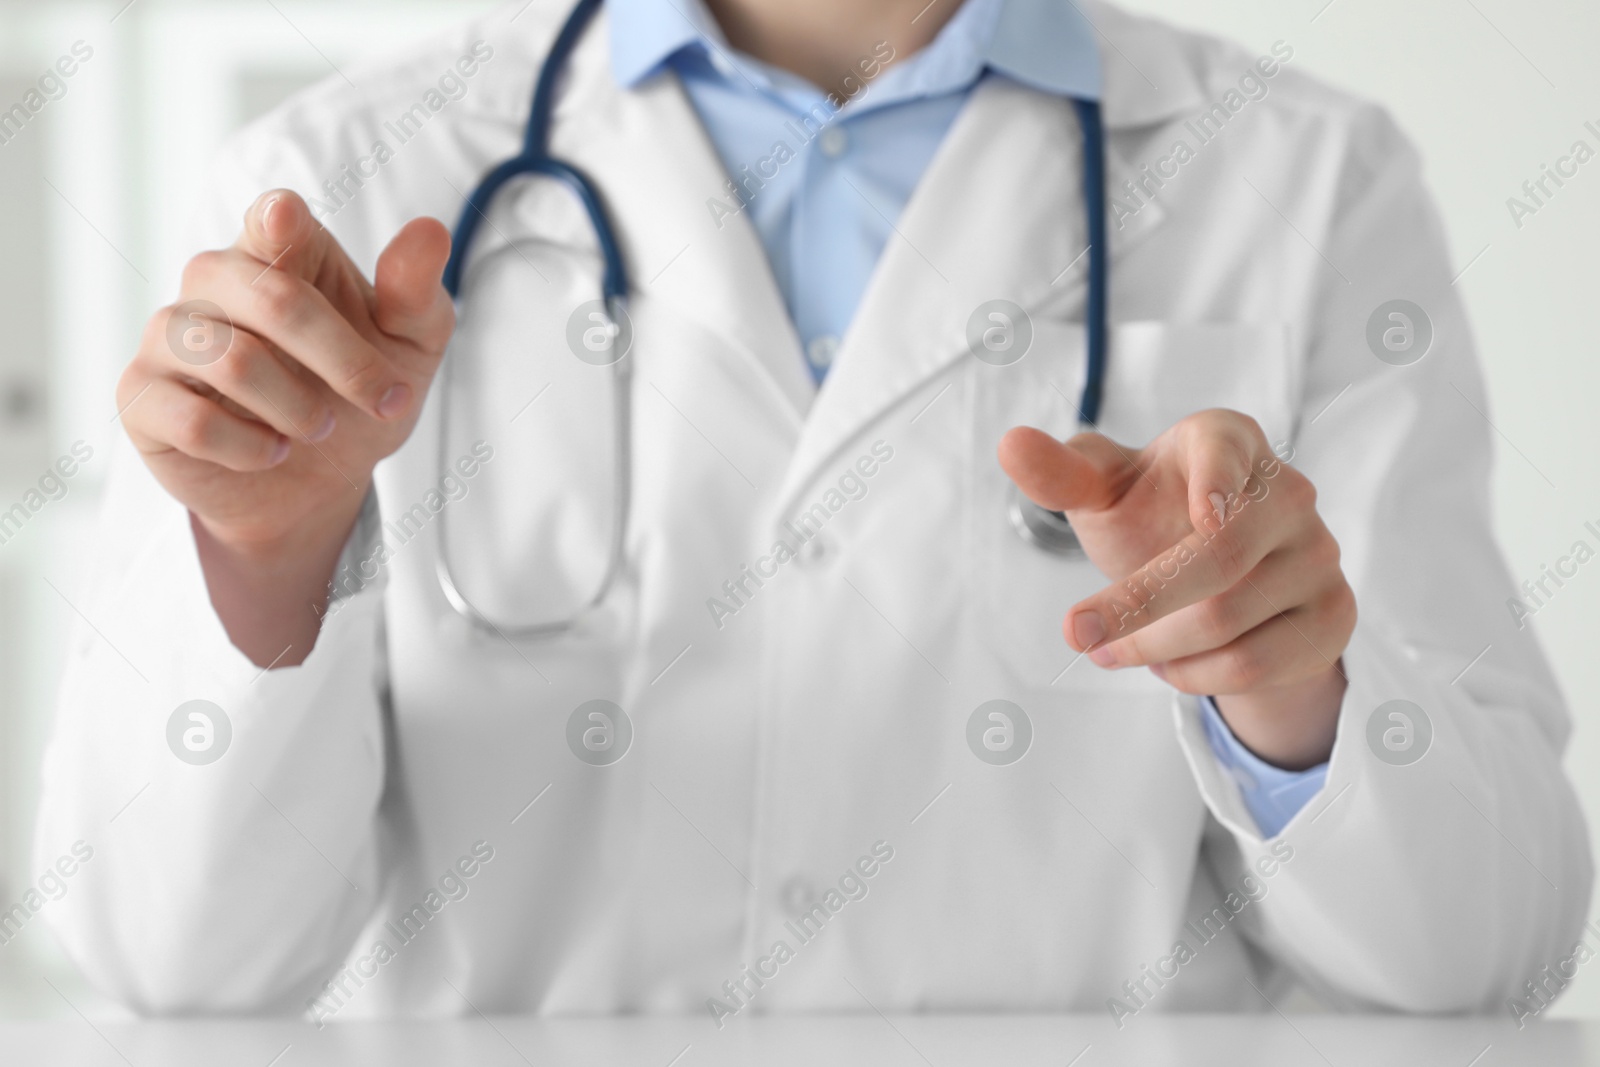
(309, 410), (337, 442)
(262, 195), (281, 233)
(268, 435), (291, 466)
(1209, 491), (1227, 524)
(1089, 645), (1117, 669)
(377, 383), (411, 418)
(1072, 611), (1106, 653)
(1149, 663), (1168, 682)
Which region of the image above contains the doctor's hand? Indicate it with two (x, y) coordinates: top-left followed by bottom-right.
(998, 411), (1355, 770)
(117, 189), (455, 666)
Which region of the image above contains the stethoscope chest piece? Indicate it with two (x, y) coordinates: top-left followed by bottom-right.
(1008, 483), (1086, 559)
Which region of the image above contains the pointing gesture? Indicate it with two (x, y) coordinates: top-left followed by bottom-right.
(998, 410), (1355, 769)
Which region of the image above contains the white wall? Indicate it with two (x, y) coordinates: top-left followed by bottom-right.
(0, 0), (1595, 1019)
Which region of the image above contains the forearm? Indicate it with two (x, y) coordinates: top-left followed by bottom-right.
(192, 490), (365, 667)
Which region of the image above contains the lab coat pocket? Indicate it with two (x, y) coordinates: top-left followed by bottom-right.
(971, 320), (1296, 687)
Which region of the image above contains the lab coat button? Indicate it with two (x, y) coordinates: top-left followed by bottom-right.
(779, 874), (816, 915)
(795, 535), (832, 567)
(818, 125), (849, 158)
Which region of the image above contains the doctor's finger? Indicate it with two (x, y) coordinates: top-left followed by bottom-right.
(997, 426), (1141, 512)
(184, 249), (412, 420)
(171, 321), (337, 442)
(234, 189), (373, 300)
(1092, 544), (1330, 668)
(1064, 500), (1283, 654)
(1149, 605), (1350, 696)
(1167, 409), (1276, 534)
(121, 376), (290, 472)
(373, 216), (456, 359)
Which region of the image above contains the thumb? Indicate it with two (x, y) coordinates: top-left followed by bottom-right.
(374, 216), (455, 354)
(997, 426), (1135, 513)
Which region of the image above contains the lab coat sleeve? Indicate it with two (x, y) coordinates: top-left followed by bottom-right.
(32, 135), (390, 1014)
(1196, 696), (1328, 839)
(1170, 104), (1593, 1011)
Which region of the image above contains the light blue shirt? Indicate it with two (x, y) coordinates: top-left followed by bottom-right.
(609, 0), (1098, 379)
(609, 0), (1325, 837)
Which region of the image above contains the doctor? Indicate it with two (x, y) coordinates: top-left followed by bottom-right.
(39, 0), (1589, 1024)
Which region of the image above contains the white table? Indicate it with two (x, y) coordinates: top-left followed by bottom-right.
(0, 1014), (1591, 1066)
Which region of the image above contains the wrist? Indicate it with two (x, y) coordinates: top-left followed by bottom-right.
(191, 488), (369, 667)
(195, 483), (368, 566)
(1211, 662), (1345, 771)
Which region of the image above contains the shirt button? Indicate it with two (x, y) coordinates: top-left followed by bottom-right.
(817, 125), (849, 158)
(806, 334), (839, 369)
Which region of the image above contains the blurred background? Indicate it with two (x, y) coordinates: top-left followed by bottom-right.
(0, 0), (1596, 1019)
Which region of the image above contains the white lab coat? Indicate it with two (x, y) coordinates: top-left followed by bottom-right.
(37, 0), (1591, 1021)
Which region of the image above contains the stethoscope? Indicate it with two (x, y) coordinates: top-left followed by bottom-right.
(434, 0), (1109, 638)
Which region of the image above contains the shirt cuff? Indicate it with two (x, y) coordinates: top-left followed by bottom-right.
(1197, 695), (1328, 838)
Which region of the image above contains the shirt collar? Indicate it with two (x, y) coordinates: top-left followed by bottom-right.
(608, 0), (1101, 101)
(608, 0), (719, 88)
(986, 0), (1102, 99)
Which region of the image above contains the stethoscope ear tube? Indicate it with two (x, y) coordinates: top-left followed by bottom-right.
(433, 0), (630, 639)
(432, 316), (635, 639)
(442, 0), (617, 302)
(442, 155), (627, 302)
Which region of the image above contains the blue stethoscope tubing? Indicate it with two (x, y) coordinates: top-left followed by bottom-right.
(1071, 97), (1108, 428)
(443, 0), (623, 304)
(435, 0), (634, 636)
(434, 0), (1109, 634)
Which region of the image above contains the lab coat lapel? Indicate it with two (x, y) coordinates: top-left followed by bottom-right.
(768, 78), (1168, 521)
(538, 0), (1204, 510)
(559, 11), (817, 422)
